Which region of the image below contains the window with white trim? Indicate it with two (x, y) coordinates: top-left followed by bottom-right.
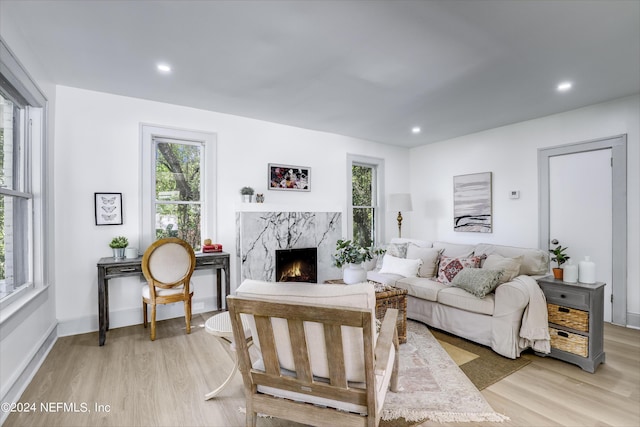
(141, 125), (216, 252)
(0, 38), (46, 307)
(347, 154), (384, 248)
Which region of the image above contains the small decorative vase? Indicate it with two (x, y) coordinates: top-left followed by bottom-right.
(563, 260), (578, 283)
(125, 247), (138, 259)
(242, 194), (253, 203)
(579, 256), (596, 284)
(343, 263), (367, 285)
(552, 268), (563, 280)
(112, 248), (125, 259)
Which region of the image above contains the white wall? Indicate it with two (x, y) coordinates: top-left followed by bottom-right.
(54, 86), (410, 335)
(409, 95), (640, 327)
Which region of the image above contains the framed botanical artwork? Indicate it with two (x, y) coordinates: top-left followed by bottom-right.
(95, 192), (123, 225)
(268, 163), (311, 191)
(453, 172), (492, 233)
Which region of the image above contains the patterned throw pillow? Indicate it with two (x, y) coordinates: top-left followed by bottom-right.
(451, 268), (504, 298)
(386, 242), (408, 258)
(436, 255), (484, 284)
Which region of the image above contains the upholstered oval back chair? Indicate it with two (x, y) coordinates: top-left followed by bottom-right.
(141, 237), (196, 341)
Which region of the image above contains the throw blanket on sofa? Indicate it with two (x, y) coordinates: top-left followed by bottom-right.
(515, 275), (551, 354)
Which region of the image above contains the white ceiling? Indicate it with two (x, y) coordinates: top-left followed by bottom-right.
(2, 0), (639, 147)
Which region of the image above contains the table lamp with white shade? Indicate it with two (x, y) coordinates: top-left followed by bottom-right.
(388, 193), (412, 238)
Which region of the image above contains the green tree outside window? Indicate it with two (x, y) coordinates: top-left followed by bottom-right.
(352, 164), (375, 248)
(155, 142), (202, 250)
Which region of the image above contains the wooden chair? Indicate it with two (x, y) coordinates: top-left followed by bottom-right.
(227, 280), (399, 427)
(141, 237), (196, 341)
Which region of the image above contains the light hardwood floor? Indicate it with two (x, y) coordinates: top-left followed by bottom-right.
(4, 312), (639, 427)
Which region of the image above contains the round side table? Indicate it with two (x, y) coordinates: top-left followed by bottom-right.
(204, 311), (252, 400)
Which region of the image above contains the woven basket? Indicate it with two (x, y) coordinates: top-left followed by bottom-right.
(547, 303), (589, 332)
(550, 327), (588, 357)
(374, 285), (408, 344)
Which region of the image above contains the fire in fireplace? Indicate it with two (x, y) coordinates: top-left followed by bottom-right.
(275, 248), (318, 283)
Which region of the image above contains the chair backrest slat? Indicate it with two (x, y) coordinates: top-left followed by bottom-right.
(254, 315), (280, 375)
(287, 319), (313, 383)
(323, 324), (348, 388)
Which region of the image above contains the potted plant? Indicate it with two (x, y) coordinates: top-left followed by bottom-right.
(109, 236), (129, 259)
(549, 239), (570, 280)
(332, 239), (374, 284)
(240, 186), (255, 203)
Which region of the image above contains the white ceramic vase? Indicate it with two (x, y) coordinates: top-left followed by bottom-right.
(563, 259), (578, 283)
(579, 256), (596, 284)
(343, 263), (367, 285)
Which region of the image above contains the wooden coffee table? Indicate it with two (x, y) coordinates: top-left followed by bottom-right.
(325, 279), (408, 343)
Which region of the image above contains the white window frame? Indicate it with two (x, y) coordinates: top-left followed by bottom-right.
(346, 154), (385, 246)
(0, 37), (48, 313)
(140, 124), (217, 251)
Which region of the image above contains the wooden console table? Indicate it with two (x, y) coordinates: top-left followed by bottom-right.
(96, 251), (230, 346)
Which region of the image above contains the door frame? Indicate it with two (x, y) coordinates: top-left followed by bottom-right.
(538, 134), (627, 326)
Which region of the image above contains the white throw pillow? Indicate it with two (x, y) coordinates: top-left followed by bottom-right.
(406, 245), (442, 278)
(379, 254), (422, 277)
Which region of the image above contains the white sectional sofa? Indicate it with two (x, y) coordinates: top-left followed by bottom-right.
(367, 238), (549, 359)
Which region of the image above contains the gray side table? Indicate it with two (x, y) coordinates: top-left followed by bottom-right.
(536, 276), (606, 373)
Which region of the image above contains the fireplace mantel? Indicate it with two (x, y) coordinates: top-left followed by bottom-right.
(235, 202), (343, 213)
(236, 210), (342, 284)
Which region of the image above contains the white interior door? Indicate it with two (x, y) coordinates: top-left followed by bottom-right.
(549, 149), (612, 321)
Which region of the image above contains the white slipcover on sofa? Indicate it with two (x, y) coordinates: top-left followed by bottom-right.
(367, 239), (550, 359)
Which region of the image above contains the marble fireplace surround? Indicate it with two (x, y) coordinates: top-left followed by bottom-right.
(236, 208), (342, 284)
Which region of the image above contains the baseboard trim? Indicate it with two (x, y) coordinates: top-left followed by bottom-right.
(626, 311), (640, 329)
(0, 323), (57, 426)
(56, 297), (219, 337)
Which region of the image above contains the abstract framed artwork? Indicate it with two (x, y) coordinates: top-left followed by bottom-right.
(453, 172), (492, 233)
(268, 163), (311, 191)
(95, 192), (123, 225)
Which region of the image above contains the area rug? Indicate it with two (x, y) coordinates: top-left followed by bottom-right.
(431, 327), (532, 390)
(380, 320), (509, 424)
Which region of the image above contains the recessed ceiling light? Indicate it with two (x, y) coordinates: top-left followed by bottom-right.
(411, 127), (421, 134)
(157, 63), (172, 73)
(557, 81), (572, 92)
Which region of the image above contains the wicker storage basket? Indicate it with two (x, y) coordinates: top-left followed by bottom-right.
(373, 284), (408, 344)
(547, 303), (589, 332)
(324, 280), (408, 344)
(550, 327), (588, 357)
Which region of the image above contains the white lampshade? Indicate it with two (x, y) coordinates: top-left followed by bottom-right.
(388, 193), (412, 212)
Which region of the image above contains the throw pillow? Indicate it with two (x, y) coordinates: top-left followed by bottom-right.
(482, 254), (523, 283)
(451, 268), (504, 298)
(379, 254), (422, 278)
(386, 242), (408, 258)
(436, 255), (484, 284)
(406, 245), (443, 278)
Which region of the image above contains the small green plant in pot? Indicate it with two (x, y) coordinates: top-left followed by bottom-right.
(549, 239), (570, 280)
(109, 236), (129, 259)
(332, 239), (374, 284)
(240, 186), (255, 202)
